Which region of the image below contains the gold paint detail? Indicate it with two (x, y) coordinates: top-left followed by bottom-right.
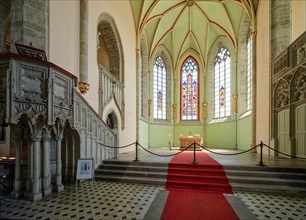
(202, 102), (207, 120)
(173, 104), (177, 123)
(250, 31), (257, 39)
(233, 94), (238, 114)
(148, 99), (152, 117)
(78, 82), (90, 94)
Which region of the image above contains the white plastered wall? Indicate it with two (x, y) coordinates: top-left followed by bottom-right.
(49, 1), (137, 152)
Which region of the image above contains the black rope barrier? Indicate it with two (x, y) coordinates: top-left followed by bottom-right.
(263, 143), (306, 160)
(196, 142), (260, 156)
(97, 141), (136, 149)
(136, 142), (195, 157)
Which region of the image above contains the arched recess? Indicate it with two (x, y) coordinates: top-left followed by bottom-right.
(140, 33), (149, 120)
(97, 12), (124, 83)
(61, 125), (80, 182)
(151, 48), (173, 122)
(291, 66), (306, 157)
(273, 79), (290, 157)
(97, 13), (125, 130)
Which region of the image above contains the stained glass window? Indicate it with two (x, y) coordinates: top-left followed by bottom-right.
(214, 47), (231, 118)
(181, 57), (198, 120)
(247, 34), (253, 111)
(153, 56), (166, 119)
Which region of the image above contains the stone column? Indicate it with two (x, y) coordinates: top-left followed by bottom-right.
(26, 135), (42, 202)
(25, 138), (33, 196)
(42, 131), (52, 196)
(78, 0), (90, 94)
(32, 136), (42, 201)
(54, 135), (64, 192)
(11, 138), (22, 199)
(251, 31), (257, 149)
(10, 0), (49, 54)
(136, 47), (140, 143)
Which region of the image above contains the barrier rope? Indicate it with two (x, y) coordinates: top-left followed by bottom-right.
(97, 141), (136, 149)
(196, 143), (260, 156)
(137, 142), (195, 157)
(97, 140), (306, 161)
(263, 143), (306, 160)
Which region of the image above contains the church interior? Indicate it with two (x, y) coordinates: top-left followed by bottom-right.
(0, 0), (306, 219)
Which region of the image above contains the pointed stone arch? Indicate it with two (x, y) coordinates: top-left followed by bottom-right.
(97, 12), (124, 83)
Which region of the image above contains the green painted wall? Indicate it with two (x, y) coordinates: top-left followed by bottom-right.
(149, 124), (173, 148)
(173, 124), (204, 147)
(206, 121), (236, 149)
(139, 120), (149, 148)
(237, 115), (252, 150)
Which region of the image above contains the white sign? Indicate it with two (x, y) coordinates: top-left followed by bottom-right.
(76, 158), (94, 180)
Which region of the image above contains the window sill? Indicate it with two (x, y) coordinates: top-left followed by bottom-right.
(239, 110), (252, 119)
(208, 117), (231, 124)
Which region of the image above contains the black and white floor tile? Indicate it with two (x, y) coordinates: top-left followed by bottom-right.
(1, 181), (306, 220)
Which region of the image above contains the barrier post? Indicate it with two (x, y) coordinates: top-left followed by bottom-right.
(135, 141), (139, 161)
(192, 141), (197, 164)
(257, 141), (265, 167)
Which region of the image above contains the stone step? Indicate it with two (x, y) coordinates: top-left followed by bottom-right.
(231, 182), (306, 195)
(98, 164), (168, 172)
(226, 170), (306, 179)
(228, 175), (306, 187)
(94, 174), (165, 185)
(95, 160), (306, 195)
(95, 169), (167, 179)
(223, 165), (306, 173)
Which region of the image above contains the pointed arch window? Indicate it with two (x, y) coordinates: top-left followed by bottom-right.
(247, 33), (253, 111)
(214, 47), (231, 118)
(153, 56), (167, 119)
(181, 57), (199, 121)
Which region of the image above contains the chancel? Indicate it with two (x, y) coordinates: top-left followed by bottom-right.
(0, 0), (305, 219)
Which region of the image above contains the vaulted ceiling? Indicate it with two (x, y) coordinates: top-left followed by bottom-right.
(130, 0), (259, 69)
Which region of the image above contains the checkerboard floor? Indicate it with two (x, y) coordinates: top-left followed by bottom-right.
(1, 180), (306, 220)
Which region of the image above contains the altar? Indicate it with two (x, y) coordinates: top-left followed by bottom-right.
(179, 137), (202, 151)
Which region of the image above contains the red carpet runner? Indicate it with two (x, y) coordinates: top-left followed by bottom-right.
(161, 151), (238, 220)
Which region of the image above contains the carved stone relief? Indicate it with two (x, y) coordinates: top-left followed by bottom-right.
(16, 64), (47, 102)
(292, 68), (306, 101)
(54, 76), (69, 108)
(275, 80), (290, 108)
(54, 107), (71, 124)
(14, 102), (47, 122)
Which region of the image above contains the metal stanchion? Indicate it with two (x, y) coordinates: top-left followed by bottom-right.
(192, 141), (197, 164)
(257, 141), (265, 167)
(134, 141), (139, 161)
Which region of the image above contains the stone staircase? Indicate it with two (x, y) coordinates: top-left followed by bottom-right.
(95, 160), (306, 195)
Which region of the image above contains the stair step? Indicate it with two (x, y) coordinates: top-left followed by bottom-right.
(231, 183), (306, 195)
(98, 164), (168, 172)
(168, 167), (225, 175)
(224, 165), (306, 173)
(226, 170), (306, 179)
(166, 180), (232, 189)
(95, 169), (167, 178)
(167, 173), (228, 182)
(228, 176), (306, 187)
(95, 174), (165, 185)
